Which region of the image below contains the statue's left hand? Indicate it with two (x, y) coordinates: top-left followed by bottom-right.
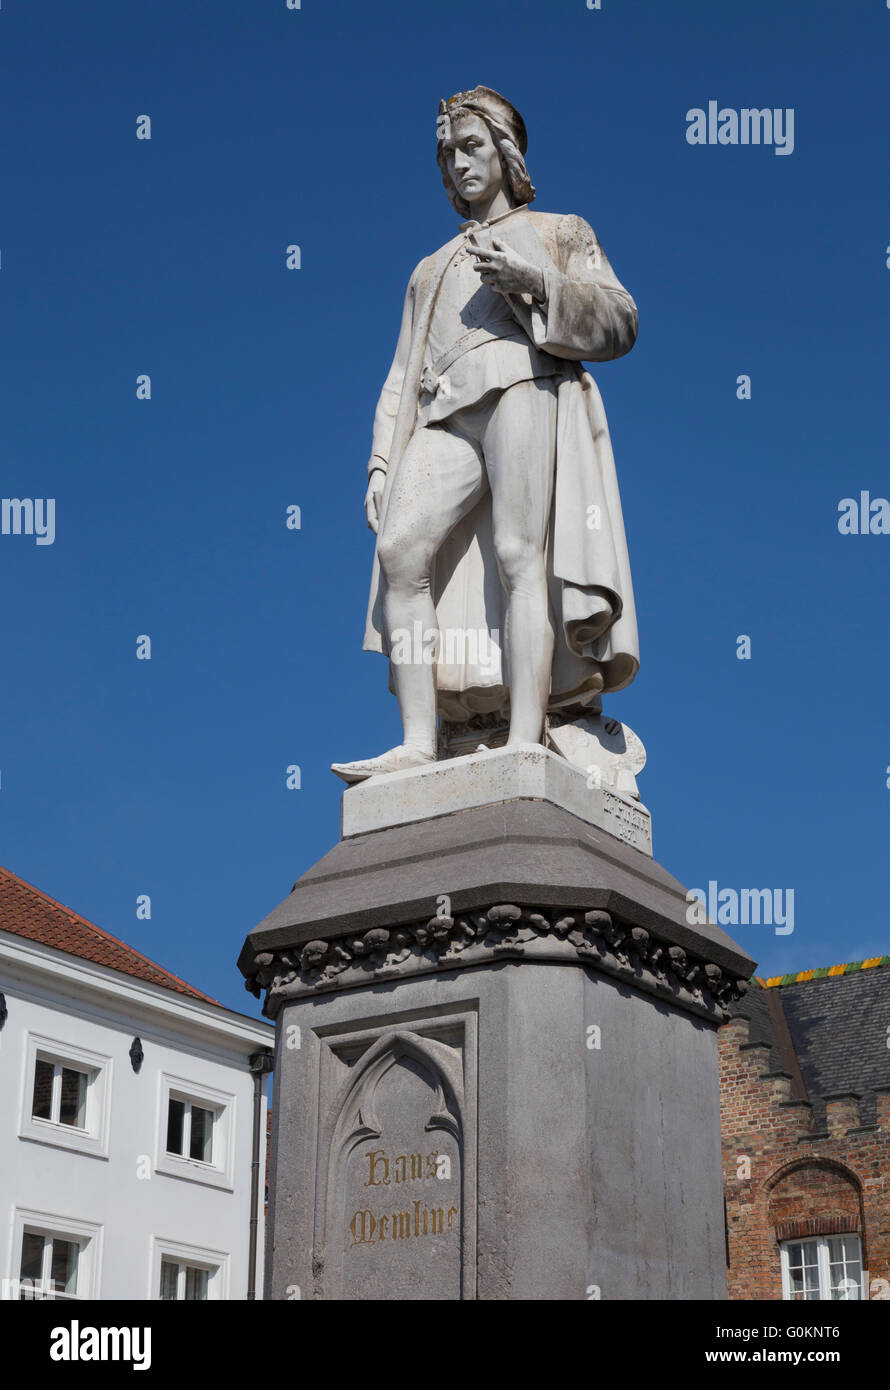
(471, 235), (546, 301)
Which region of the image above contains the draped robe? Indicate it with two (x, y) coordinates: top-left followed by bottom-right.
(363, 205), (640, 722)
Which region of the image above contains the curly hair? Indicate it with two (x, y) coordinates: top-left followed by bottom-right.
(436, 106), (536, 218)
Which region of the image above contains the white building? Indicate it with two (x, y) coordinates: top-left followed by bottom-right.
(0, 865), (273, 1301)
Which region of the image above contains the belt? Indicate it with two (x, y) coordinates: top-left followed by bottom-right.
(420, 326), (527, 397)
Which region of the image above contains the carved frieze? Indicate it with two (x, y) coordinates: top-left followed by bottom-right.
(245, 904), (749, 1022)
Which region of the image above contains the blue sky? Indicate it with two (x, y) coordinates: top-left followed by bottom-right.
(1, 0), (888, 1010)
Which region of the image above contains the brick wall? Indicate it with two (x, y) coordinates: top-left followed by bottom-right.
(719, 1016), (890, 1300)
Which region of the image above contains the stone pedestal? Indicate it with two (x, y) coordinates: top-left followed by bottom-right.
(239, 761), (755, 1300)
(340, 743), (653, 854)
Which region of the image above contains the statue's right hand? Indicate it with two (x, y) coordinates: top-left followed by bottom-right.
(364, 467), (385, 534)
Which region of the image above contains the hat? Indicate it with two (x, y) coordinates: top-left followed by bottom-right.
(437, 86), (528, 154)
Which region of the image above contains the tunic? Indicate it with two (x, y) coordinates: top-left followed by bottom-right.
(418, 207), (561, 428)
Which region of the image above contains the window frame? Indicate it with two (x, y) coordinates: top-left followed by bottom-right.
(780, 1233), (864, 1301)
(150, 1237), (228, 1301)
(9, 1209), (102, 1301)
(154, 1073), (235, 1190)
(32, 1057), (89, 1129)
(165, 1093), (216, 1164)
(19, 1034), (112, 1159)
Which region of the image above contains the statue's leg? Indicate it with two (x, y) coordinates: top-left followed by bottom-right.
(483, 378), (558, 747)
(376, 422), (486, 756)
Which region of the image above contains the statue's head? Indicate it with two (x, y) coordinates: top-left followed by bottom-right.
(436, 86), (535, 218)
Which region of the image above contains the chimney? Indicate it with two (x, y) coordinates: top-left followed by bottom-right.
(761, 1071), (793, 1104)
(722, 1013), (751, 1046)
(824, 1092), (861, 1136)
(739, 1039), (773, 1070)
(780, 1098), (814, 1136)
(874, 1087), (890, 1133)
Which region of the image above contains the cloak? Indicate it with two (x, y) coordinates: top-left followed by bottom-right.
(363, 206), (640, 723)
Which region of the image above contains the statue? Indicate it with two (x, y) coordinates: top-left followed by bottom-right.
(332, 86), (640, 784)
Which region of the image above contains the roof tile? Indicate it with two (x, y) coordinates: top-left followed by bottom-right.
(0, 865), (217, 1004)
(730, 955), (890, 1127)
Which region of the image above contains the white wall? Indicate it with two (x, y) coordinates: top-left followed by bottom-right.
(0, 932), (272, 1300)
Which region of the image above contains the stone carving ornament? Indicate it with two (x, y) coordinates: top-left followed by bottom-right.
(246, 904), (748, 1022)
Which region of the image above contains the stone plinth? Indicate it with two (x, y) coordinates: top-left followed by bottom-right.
(340, 742), (652, 855)
(239, 786), (756, 1301)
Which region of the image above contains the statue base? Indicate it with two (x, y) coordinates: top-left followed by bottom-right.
(340, 743), (652, 854)
(239, 772), (755, 1300)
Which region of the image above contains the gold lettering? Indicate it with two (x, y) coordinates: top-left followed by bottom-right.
(410, 1153), (424, 1181)
(349, 1209), (377, 1246)
(394, 1154), (407, 1183)
(391, 1211), (412, 1239)
(348, 1201), (461, 1248)
(425, 1151), (438, 1180)
(364, 1149), (390, 1187)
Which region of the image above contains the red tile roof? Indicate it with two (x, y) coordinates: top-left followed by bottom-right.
(0, 865), (217, 1004)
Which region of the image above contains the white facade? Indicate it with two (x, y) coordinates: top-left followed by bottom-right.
(0, 929), (273, 1301)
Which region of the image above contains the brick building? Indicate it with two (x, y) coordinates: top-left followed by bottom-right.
(720, 956), (890, 1301)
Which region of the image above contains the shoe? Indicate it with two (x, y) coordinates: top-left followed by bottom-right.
(330, 745), (437, 784)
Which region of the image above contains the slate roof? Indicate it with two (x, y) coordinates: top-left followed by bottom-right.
(729, 957), (890, 1128)
(0, 865), (217, 1004)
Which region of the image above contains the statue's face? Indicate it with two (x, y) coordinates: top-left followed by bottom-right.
(441, 112), (505, 206)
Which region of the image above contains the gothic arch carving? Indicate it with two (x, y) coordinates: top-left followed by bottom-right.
(312, 1029), (470, 1297)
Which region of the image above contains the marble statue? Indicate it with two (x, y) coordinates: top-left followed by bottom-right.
(332, 86), (640, 783)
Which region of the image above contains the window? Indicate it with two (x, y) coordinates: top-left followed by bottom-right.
(20, 1036), (112, 1158)
(155, 1075), (234, 1190)
(11, 1211), (102, 1300)
(31, 1058), (89, 1129)
(781, 1235), (863, 1300)
(19, 1231), (81, 1299)
(166, 1095), (215, 1164)
(150, 1238), (228, 1300)
(160, 1258), (213, 1301)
